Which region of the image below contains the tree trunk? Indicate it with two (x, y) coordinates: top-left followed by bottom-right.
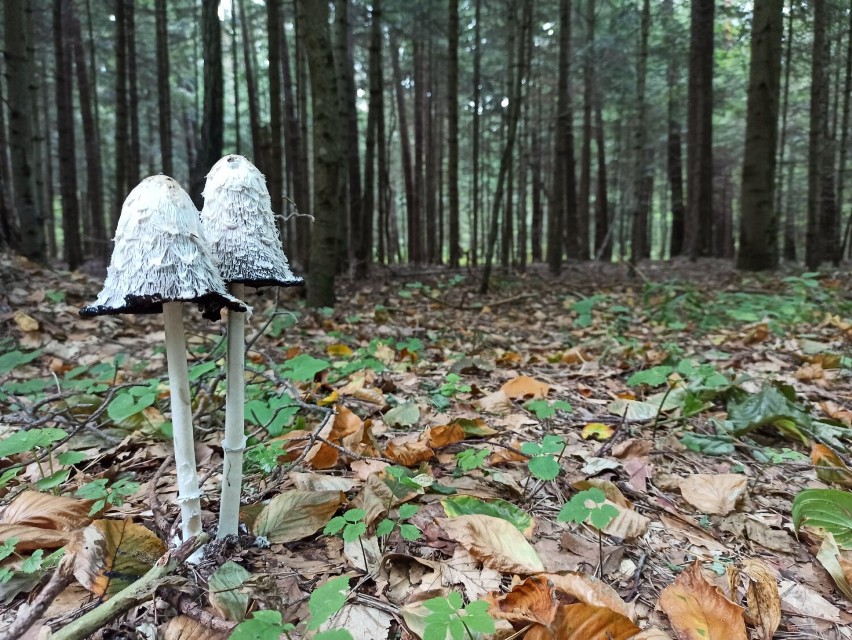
(839, 4), (852, 258)
(113, 0), (129, 229)
(295, 12), (313, 266)
(548, 0), (576, 273)
(481, 0), (531, 292)
(685, 0), (714, 259)
(391, 35), (418, 263)
(5, 0), (42, 260)
(593, 96), (610, 261)
(71, 7), (106, 261)
(54, 0), (82, 269)
(190, 0), (223, 207)
(334, 0), (357, 267)
(155, 0), (173, 175)
(630, 0), (651, 265)
(664, 0), (685, 259)
(413, 36), (426, 263)
(447, 0), (460, 267)
(297, 0), (342, 307)
(471, 0), (482, 265)
(578, 0), (594, 261)
(238, 0), (263, 167)
(126, 0), (140, 186)
(358, 0), (383, 277)
(737, 0), (783, 271)
(266, 0), (284, 219)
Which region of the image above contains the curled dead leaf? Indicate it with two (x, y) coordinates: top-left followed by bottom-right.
(679, 474), (748, 516)
(440, 514), (544, 574)
(742, 557), (781, 640)
(485, 575), (556, 625)
(544, 571), (633, 620)
(500, 375), (550, 400)
(525, 603), (640, 640)
(1, 491), (94, 531)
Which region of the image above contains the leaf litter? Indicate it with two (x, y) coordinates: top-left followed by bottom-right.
(1, 254), (852, 638)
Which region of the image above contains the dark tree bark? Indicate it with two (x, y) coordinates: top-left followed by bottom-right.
(334, 0), (358, 267)
(266, 0), (284, 219)
(295, 11), (313, 266)
(126, 0), (140, 186)
(685, 0), (714, 259)
(113, 0), (129, 229)
(189, 0), (224, 207)
(548, 0), (576, 273)
(40, 55), (56, 258)
(413, 36), (426, 263)
(779, 1), (796, 261)
(238, 0), (263, 167)
(578, 0), (594, 261)
(447, 0), (460, 267)
(530, 90), (544, 262)
(664, 0), (685, 258)
(501, 3), (517, 270)
(0, 56), (15, 249)
(594, 96), (610, 260)
(281, 10), (308, 253)
(358, 0), (383, 277)
(630, 0), (651, 265)
(471, 0), (482, 265)
(53, 0), (82, 269)
(4, 0), (41, 259)
(737, 0), (783, 271)
(839, 3), (852, 258)
(391, 34), (418, 263)
(155, 0), (173, 175)
(230, 3), (241, 154)
(481, 0), (531, 293)
(297, 0), (342, 307)
(71, 8), (105, 261)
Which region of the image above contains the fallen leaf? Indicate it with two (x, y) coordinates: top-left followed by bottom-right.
(474, 390), (513, 413)
(1, 491), (94, 531)
(0, 524), (74, 551)
(440, 514), (545, 574)
(73, 519), (167, 599)
(679, 474), (748, 515)
(317, 603), (393, 640)
(545, 571), (633, 620)
(500, 375), (550, 400)
(659, 560), (747, 640)
(811, 443), (852, 488)
(741, 557), (781, 640)
(602, 501), (650, 540)
(307, 405), (364, 469)
(14, 311), (39, 332)
(486, 575), (556, 625)
(208, 561), (252, 622)
(816, 531), (852, 601)
(525, 603), (640, 640)
(384, 402), (421, 427)
(778, 579), (840, 621)
(581, 422), (614, 440)
(426, 423), (466, 448)
(252, 490), (346, 544)
(162, 615), (228, 640)
(385, 436), (434, 465)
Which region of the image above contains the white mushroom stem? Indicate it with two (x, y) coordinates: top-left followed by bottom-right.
(218, 282), (246, 538)
(163, 301), (204, 541)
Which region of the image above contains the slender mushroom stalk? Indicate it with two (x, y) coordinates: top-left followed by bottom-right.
(219, 282), (245, 537)
(163, 301), (203, 540)
(80, 175), (248, 544)
(202, 154), (304, 538)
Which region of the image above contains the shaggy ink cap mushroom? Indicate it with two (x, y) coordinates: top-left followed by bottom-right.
(201, 154), (304, 289)
(79, 174), (247, 321)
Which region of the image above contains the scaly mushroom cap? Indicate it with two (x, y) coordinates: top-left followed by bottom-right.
(201, 154), (305, 288)
(80, 175), (248, 321)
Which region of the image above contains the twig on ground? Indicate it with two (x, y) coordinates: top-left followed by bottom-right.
(51, 534), (209, 640)
(625, 551), (648, 603)
(595, 406), (630, 458)
(149, 455), (174, 538)
(166, 588), (236, 633)
(0, 554), (76, 640)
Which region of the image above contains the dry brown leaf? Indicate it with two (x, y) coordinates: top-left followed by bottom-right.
(308, 405), (364, 469)
(820, 400), (852, 426)
(73, 519), (167, 599)
(440, 514), (544, 574)
(489, 439), (527, 465)
(500, 375), (550, 399)
(474, 390), (513, 413)
(486, 575), (556, 625)
(162, 615), (228, 640)
(679, 474), (748, 515)
(795, 361), (824, 382)
(572, 479), (631, 508)
(0, 523), (74, 551)
(252, 490), (346, 544)
(13, 310), (39, 332)
(427, 423), (466, 448)
(1, 491), (94, 531)
(602, 501), (650, 540)
(742, 557), (781, 640)
(815, 532), (852, 601)
(384, 436), (434, 465)
(811, 443), (852, 488)
(631, 629), (674, 640)
(659, 560), (747, 640)
(525, 603), (640, 640)
(544, 571), (633, 620)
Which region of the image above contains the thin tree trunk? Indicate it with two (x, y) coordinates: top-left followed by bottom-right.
(334, 0), (357, 267)
(664, 0), (685, 258)
(54, 0), (82, 268)
(391, 35), (417, 263)
(578, 0), (594, 261)
(266, 0), (284, 218)
(806, 0), (830, 268)
(471, 0), (482, 265)
(41, 58), (56, 259)
(297, 0), (342, 307)
(281, 11), (306, 251)
(126, 0), (140, 186)
(447, 0), (460, 267)
(630, 0), (651, 265)
(481, 0), (531, 292)
(295, 12), (312, 265)
(238, 0), (263, 167)
(71, 7), (105, 261)
(113, 0), (129, 230)
(154, 0), (173, 175)
(594, 96), (610, 261)
(231, 4), (241, 155)
(839, 3), (852, 258)
(779, 1), (796, 261)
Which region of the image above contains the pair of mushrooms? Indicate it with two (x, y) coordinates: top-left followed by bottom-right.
(80, 155), (303, 542)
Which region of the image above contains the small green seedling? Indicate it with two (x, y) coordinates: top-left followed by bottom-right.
(423, 591), (495, 640)
(376, 503), (421, 550)
(323, 508), (367, 543)
(521, 434), (566, 487)
(557, 488), (619, 576)
(75, 477), (140, 515)
(455, 447), (490, 473)
(524, 398), (572, 420)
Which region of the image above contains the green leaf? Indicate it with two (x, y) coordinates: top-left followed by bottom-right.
(520, 442), (542, 456)
(525, 399), (555, 420)
(384, 402), (421, 428)
(728, 384), (810, 436)
(57, 451), (87, 466)
(208, 561), (252, 622)
(280, 354), (330, 382)
(35, 469), (70, 491)
(463, 600), (497, 634)
(20, 549), (43, 574)
(375, 519), (394, 537)
(229, 610), (291, 640)
(0, 539), (19, 561)
(188, 360), (217, 381)
(323, 516), (347, 536)
(308, 576), (350, 630)
(314, 631), (355, 640)
(590, 504), (619, 529)
(399, 523), (421, 541)
(344, 509), (366, 523)
(540, 435), (565, 455)
(441, 496), (533, 535)
(627, 366), (674, 387)
(398, 503), (419, 519)
(342, 522), (366, 542)
(0, 349), (42, 375)
(424, 595), (456, 614)
(680, 433), (736, 456)
(528, 456), (560, 481)
(107, 391), (155, 423)
(0, 428), (68, 457)
(792, 489), (852, 549)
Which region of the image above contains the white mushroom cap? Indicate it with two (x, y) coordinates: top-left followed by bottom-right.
(80, 175), (248, 321)
(201, 154), (304, 288)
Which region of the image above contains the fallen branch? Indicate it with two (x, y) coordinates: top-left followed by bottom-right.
(0, 555), (76, 640)
(51, 533), (209, 640)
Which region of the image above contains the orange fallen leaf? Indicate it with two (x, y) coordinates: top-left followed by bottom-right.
(1, 491), (95, 531)
(385, 436), (434, 466)
(326, 343), (353, 357)
(489, 440), (527, 465)
(525, 603), (639, 640)
(308, 405), (365, 469)
(660, 560), (747, 640)
(486, 575), (556, 625)
(500, 375), (550, 400)
(742, 558), (781, 640)
(440, 515), (544, 574)
(811, 443), (852, 488)
(426, 423), (466, 448)
(544, 571), (633, 620)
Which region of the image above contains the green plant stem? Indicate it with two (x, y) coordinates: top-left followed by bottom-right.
(652, 382), (675, 442)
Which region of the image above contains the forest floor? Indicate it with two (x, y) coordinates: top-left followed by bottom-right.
(1, 253), (852, 640)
